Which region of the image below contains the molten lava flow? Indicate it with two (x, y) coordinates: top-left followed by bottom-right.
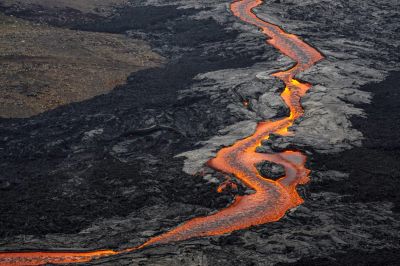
(123, 0), (324, 248)
(0, 0), (323, 265)
(0, 250), (118, 266)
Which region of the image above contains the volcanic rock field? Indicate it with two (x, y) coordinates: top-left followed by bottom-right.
(0, 0), (399, 265)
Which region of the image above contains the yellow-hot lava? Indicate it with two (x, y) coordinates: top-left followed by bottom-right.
(0, 250), (118, 266)
(0, 0), (323, 265)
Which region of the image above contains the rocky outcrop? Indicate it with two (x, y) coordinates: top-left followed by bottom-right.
(257, 161), (285, 180)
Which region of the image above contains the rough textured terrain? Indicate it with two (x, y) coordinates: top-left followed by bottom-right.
(0, 0), (128, 15)
(0, 13), (162, 118)
(0, 0), (399, 265)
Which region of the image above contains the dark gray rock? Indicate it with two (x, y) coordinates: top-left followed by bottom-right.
(256, 161), (285, 180)
(0, 181), (11, 190)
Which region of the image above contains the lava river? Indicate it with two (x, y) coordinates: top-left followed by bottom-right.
(0, 0), (324, 265)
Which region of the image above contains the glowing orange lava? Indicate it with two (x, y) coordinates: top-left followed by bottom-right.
(0, 0), (323, 265)
(0, 250), (118, 266)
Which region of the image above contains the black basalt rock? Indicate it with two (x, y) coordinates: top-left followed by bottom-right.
(257, 161), (285, 180)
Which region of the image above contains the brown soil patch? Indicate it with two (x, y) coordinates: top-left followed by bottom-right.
(0, 14), (163, 118)
(0, 0), (128, 15)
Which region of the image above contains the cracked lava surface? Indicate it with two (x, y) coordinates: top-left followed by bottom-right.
(0, 0), (324, 265)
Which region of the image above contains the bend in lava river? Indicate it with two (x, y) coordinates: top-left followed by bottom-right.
(0, 0), (324, 265)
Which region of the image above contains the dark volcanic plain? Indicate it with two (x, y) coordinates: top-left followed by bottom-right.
(0, 0), (399, 265)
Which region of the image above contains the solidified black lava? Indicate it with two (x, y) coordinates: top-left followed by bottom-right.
(257, 161), (285, 180)
(280, 71), (400, 265)
(2, 1), (398, 265)
(0, 5), (271, 238)
(278, 248), (400, 266)
(310, 71), (400, 212)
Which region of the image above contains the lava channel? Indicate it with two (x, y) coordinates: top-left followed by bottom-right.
(0, 0), (324, 265)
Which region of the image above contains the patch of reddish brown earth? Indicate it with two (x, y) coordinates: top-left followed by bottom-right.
(0, 13), (163, 118)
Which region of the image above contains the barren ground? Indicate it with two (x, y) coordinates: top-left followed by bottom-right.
(0, 0), (128, 15)
(0, 0), (399, 265)
(0, 14), (162, 118)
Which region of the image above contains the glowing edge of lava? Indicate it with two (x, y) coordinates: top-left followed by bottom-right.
(0, 0), (324, 265)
